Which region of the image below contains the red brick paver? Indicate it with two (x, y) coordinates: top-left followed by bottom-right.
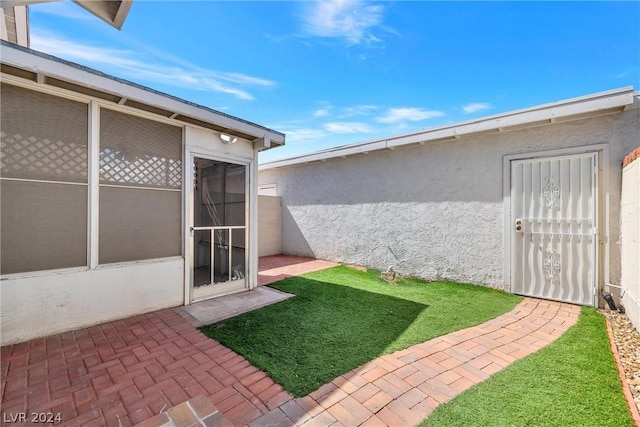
(1, 255), (580, 427)
(0, 257), (338, 427)
(258, 255), (338, 286)
(0, 308), (287, 427)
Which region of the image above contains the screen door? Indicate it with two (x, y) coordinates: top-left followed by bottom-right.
(191, 156), (248, 301)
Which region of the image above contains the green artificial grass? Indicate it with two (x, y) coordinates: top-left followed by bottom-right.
(420, 307), (634, 427)
(199, 265), (521, 396)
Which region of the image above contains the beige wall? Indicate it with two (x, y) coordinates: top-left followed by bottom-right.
(621, 149), (640, 331)
(258, 195), (282, 256)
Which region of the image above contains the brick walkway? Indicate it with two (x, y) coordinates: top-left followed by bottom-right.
(251, 297), (580, 427)
(1, 256), (580, 427)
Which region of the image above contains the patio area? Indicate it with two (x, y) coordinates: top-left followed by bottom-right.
(1, 256), (580, 426)
(176, 257), (338, 327)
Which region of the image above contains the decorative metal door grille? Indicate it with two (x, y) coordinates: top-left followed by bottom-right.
(511, 152), (598, 306)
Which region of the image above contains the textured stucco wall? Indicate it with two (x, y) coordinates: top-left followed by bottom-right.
(621, 149), (640, 331)
(260, 108), (639, 289)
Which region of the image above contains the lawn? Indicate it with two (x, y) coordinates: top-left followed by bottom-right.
(420, 307), (634, 427)
(199, 265), (521, 396)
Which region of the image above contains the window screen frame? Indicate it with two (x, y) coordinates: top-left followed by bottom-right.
(96, 105), (185, 266)
(0, 80), (187, 278)
(0, 81), (92, 277)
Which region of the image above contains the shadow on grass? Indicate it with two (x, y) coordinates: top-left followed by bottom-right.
(199, 276), (427, 396)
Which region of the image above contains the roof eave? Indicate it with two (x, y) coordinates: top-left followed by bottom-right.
(259, 86), (635, 170)
(0, 41), (285, 149)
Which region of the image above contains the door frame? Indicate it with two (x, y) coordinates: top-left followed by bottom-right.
(183, 149), (251, 303)
(502, 143), (609, 306)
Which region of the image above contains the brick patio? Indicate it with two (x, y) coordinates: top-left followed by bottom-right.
(0, 306), (291, 426)
(258, 256), (338, 286)
(1, 256), (580, 426)
(0, 256), (335, 427)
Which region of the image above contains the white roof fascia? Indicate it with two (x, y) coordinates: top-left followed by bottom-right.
(260, 86), (634, 170)
(0, 42), (285, 146)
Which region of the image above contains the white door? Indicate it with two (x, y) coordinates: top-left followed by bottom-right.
(511, 152), (598, 306)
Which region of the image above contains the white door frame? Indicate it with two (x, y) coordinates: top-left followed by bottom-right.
(503, 143), (609, 306)
(183, 148), (251, 304)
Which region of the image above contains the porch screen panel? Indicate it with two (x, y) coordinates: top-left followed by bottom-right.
(99, 109), (182, 188)
(225, 165), (246, 249)
(99, 108), (182, 264)
(0, 84), (88, 274)
(1, 181), (88, 274)
(99, 187), (181, 264)
(0, 84), (88, 182)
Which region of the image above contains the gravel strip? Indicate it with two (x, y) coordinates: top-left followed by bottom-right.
(604, 309), (640, 412)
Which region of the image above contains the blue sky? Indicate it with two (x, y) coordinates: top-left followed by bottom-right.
(29, 1), (639, 163)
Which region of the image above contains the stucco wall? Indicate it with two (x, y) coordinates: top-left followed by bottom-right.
(621, 148), (640, 331)
(258, 195), (282, 256)
(260, 108), (639, 289)
(0, 258), (184, 345)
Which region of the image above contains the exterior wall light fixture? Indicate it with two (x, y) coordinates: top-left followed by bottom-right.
(220, 133), (238, 145)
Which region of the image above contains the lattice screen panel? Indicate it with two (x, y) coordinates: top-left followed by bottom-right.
(0, 84), (88, 182)
(100, 108), (182, 188)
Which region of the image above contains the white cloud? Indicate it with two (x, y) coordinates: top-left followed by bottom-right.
(30, 31), (276, 101)
(303, 0), (385, 44)
(463, 103), (492, 113)
(340, 104), (379, 118)
(314, 107), (332, 117)
(376, 108), (445, 124)
(283, 128), (328, 141)
(614, 69), (636, 79)
(312, 104), (379, 119)
(29, 1), (95, 21)
(325, 121), (374, 134)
